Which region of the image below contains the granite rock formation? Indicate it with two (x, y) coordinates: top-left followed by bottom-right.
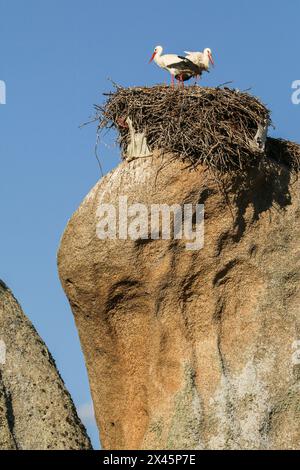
(58, 150), (300, 450)
(0, 280), (92, 450)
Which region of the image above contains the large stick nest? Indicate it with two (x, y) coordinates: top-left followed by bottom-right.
(94, 85), (300, 173)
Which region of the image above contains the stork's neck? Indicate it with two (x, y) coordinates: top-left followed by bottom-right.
(202, 52), (210, 69)
(154, 48), (164, 66)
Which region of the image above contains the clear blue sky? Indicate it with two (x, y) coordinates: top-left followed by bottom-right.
(0, 0), (299, 449)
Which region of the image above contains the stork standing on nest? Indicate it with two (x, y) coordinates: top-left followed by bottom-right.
(149, 45), (199, 86)
(184, 48), (214, 82)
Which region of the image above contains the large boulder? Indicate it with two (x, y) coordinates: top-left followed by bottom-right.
(58, 151), (300, 450)
(0, 280), (92, 450)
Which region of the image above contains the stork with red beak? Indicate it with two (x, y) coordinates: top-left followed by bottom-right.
(184, 48), (214, 78)
(149, 45), (199, 86)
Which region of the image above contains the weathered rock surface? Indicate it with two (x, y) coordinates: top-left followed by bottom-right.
(0, 280), (92, 450)
(58, 152), (300, 450)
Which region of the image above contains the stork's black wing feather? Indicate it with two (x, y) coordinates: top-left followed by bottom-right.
(166, 58), (199, 75)
(175, 56), (200, 74)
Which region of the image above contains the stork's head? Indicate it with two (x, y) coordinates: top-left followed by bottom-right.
(149, 45), (163, 63)
(204, 48), (214, 66)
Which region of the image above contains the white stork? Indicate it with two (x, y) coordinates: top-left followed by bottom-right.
(184, 48), (214, 81)
(149, 45), (199, 86)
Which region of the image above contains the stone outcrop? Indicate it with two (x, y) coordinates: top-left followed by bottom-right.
(58, 151), (300, 450)
(0, 280), (92, 450)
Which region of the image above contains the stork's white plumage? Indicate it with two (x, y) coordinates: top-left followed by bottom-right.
(149, 45), (199, 86)
(184, 48), (214, 73)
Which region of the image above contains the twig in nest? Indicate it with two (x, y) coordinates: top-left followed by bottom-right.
(216, 80), (234, 89)
(94, 131), (104, 177)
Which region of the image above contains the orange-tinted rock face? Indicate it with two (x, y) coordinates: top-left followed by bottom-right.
(58, 152), (300, 450)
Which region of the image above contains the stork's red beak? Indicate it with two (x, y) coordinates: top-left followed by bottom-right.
(149, 51), (156, 63)
(208, 53), (214, 66)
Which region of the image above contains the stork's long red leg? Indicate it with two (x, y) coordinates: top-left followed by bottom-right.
(171, 74), (174, 87)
